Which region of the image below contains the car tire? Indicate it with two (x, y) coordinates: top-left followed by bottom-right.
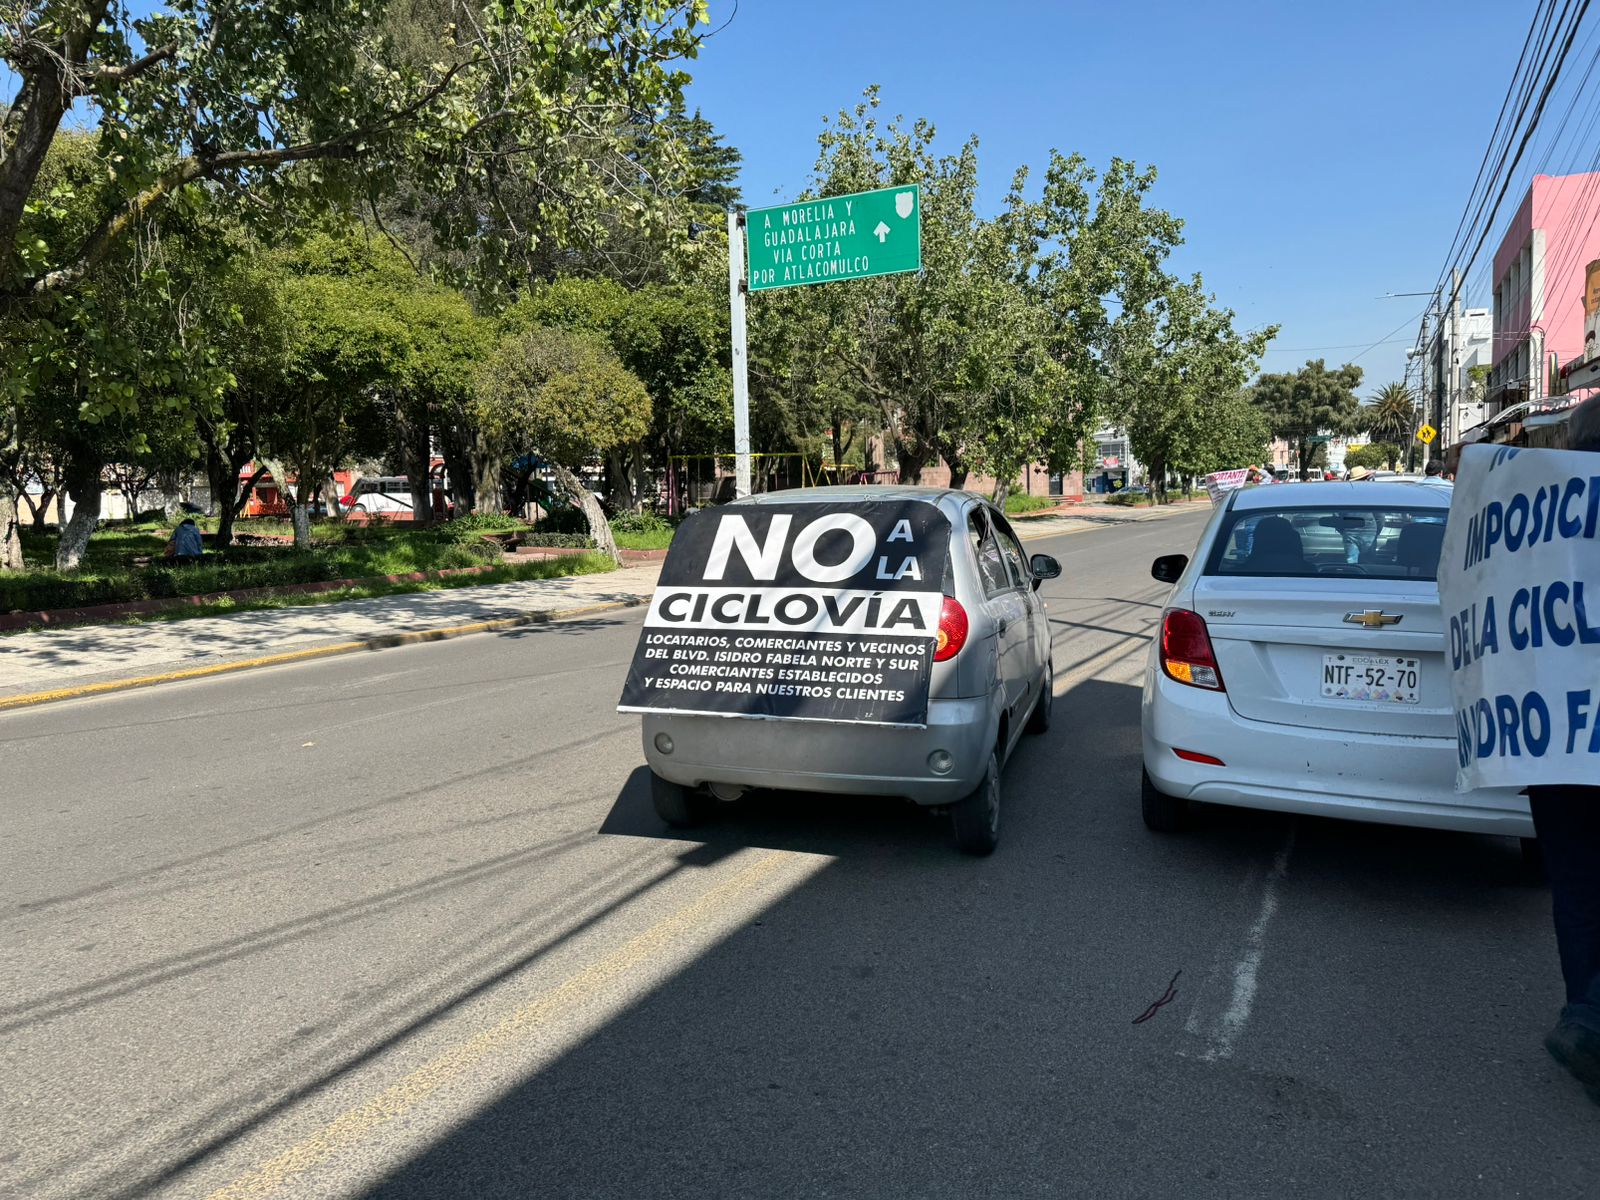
(952, 751), (1001, 856)
(1141, 767), (1192, 832)
(650, 771), (710, 828)
(1025, 665), (1053, 734)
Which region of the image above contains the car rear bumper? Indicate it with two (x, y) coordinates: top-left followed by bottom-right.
(1141, 669), (1533, 837)
(642, 695), (997, 806)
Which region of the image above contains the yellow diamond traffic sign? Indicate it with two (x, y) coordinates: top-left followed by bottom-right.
(1417, 424), (1438, 445)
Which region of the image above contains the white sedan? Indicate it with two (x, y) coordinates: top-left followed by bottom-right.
(1140, 481), (1533, 839)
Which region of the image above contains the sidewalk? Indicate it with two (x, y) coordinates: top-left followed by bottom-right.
(0, 562), (663, 702)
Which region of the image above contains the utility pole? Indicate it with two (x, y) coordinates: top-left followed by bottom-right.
(1446, 267), (1462, 447)
(727, 207), (752, 499)
(1418, 310), (1431, 471)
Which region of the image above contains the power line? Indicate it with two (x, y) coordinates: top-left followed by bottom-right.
(1437, 0), (1572, 298)
(1262, 336), (1414, 353)
(1433, 0), (1557, 286)
(1446, 0), (1592, 310)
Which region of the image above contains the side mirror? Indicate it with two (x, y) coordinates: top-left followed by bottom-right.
(1029, 554), (1061, 590)
(1151, 553), (1189, 584)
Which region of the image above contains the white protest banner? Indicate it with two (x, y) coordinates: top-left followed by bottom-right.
(1438, 443), (1600, 791)
(1203, 469), (1249, 502)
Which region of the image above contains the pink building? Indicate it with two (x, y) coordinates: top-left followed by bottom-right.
(1486, 172), (1600, 414)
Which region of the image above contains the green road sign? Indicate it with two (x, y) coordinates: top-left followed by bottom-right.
(745, 184), (921, 292)
(1308, 435), (1331, 444)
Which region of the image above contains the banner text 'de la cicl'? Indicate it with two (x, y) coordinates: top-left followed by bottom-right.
(1439, 444), (1600, 790)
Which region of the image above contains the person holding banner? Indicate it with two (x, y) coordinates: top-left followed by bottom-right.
(1441, 394), (1600, 1108)
(1529, 395), (1600, 1108)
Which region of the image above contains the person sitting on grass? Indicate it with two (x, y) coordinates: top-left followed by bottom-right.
(166, 518), (204, 565)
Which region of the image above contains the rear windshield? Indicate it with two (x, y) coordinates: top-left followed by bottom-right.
(1205, 507), (1448, 580)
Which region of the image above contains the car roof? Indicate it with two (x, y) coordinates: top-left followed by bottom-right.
(733, 485), (976, 507)
(1229, 480), (1450, 510)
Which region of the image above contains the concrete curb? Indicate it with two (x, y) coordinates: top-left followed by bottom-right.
(0, 596), (650, 713)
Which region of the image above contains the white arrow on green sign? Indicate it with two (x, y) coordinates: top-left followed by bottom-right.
(745, 184), (921, 292)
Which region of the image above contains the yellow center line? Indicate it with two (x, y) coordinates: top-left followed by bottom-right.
(207, 849), (791, 1200)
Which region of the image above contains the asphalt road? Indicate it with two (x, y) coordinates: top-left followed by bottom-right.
(3, 508), (1595, 1200)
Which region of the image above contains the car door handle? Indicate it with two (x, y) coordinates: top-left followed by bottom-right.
(996, 618), (1009, 635)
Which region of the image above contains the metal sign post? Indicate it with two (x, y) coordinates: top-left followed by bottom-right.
(726, 184), (922, 500)
(728, 207), (752, 499)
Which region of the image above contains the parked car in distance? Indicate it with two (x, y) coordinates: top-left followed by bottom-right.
(339, 475), (454, 520)
(1140, 480), (1532, 844)
(643, 487), (1061, 855)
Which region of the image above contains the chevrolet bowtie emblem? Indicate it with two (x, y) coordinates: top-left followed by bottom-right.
(1344, 610), (1402, 628)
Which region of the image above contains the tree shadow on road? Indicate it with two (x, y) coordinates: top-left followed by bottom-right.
(346, 679), (1572, 1200)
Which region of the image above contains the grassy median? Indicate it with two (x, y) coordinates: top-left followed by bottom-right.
(2, 515), (618, 631)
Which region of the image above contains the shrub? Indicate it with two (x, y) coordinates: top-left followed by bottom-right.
(533, 506), (589, 534)
(1003, 493), (1057, 515)
(446, 512), (532, 534)
(609, 510), (673, 534)
(520, 532), (596, 549)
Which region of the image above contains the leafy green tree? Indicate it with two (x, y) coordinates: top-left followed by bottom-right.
(1, 0), (706, 307)
(1027, 153), (1186, 476)
(1113, 277), (1276, 499)
(1251, 360), (1365, 481)
(258, 237), (413, 547)
(472, 327), (652, 561)
(752, 89), (1072, 492)
(385, 285), (492, 526)
(668, 101), (745, 214)
(1343, 442), (1401, 471)
(2, 133), (230, 568)
(1363, 382), (1417, 445)
(503, 276), (729, 509)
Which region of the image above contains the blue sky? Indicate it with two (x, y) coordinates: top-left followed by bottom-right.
(683, 0), (1542, 392)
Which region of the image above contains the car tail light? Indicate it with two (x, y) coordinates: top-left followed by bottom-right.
(1173, 748), (1225, 765)
(339, 495), (356, 506)
(934, 596), (968, 662)
(1160, 608), (1224, 691)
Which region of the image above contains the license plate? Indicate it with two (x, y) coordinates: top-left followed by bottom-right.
(1320, 652), (1422, 704)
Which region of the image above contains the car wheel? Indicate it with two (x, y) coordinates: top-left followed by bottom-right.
(1141, 767), (1192, 832)
(1025, 664), (1053, 734)
(952, 750), (1001, 856)
(650, 771), (710, 828)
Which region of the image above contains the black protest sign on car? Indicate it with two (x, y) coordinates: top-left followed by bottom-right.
(617, 500), (951, 727)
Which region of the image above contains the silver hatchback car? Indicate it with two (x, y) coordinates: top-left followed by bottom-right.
(637, 487), (1060, 854)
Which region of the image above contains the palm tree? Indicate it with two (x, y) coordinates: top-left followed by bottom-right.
(1364, 382), (1417, 446)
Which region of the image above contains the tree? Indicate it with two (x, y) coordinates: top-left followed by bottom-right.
(385, 284), (491, 527)
(2, 133), (230, 569)
(669, 102), (745, 214)
(1343, 442), (1401, 471)
(1026, 153), (1186, 478)
(1113, 277), (1276, 499)
(502, 275), (730, 510)
(0, 402), (21, 569)
(1, 1), (707, 308)
(473, 328), (652, 562)
(263, 249), (410, 548)
(750, 89), (1112, 492)
(1364, 382), (1417, 445)
(1250, 360), (1365, 481)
